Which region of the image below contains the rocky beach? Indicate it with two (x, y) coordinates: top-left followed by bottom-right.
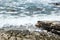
(0, 30), (60, 40)
(0, 0), (60, 40)
(0, 21), (60, 40)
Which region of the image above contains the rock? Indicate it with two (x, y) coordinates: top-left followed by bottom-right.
(35, 21), (60, 30)
(9, 36), (17, 40)
(35, 21), (60, 35)
(35, 21), (52, 31)
(51, 29), (60, 35)
(50, 22), (60, 30)
(35, 21), (44, 28)
(35, 35), (40, 40)
(0, 30), (60, 40)
(16, 37), (22, 40)
(22, 38), (35, 40)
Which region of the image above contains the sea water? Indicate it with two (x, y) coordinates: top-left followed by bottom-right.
(0, 0), (60, 31)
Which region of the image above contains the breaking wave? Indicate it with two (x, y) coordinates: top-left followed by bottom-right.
(0, 0), (60, 29)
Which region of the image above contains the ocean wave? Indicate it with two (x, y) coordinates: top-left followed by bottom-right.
(0, 0), (60, 28)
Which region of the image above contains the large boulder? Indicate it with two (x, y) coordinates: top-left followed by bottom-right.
(50, 22), (60, 30)
(35, 21), (60, 31)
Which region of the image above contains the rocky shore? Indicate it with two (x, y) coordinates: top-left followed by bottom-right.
(35, 21), (60, 30)
(0, 21), (60, 40)
(35, 21), (60, 35)
(0, 30), (60, 40)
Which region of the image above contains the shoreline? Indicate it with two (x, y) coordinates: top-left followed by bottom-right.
(0, 30), (60, 40)
(0, 21), (60, 40)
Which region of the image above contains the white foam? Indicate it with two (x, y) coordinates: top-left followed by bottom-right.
(0, 14), (60, 28)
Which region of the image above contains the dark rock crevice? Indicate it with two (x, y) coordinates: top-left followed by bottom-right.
(35, 21), (60, 35)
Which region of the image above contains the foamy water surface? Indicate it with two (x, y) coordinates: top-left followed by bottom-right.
(0, 0), (60, 29)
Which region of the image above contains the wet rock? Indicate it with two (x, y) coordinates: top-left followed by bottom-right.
(35, 21), (44, 28)
(35, 21), (60, 30)
(50, 22), (60, 30)
(35, 21), (52, 31)
(51, 29), (60, 35)
(35, 21), (60, 35)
